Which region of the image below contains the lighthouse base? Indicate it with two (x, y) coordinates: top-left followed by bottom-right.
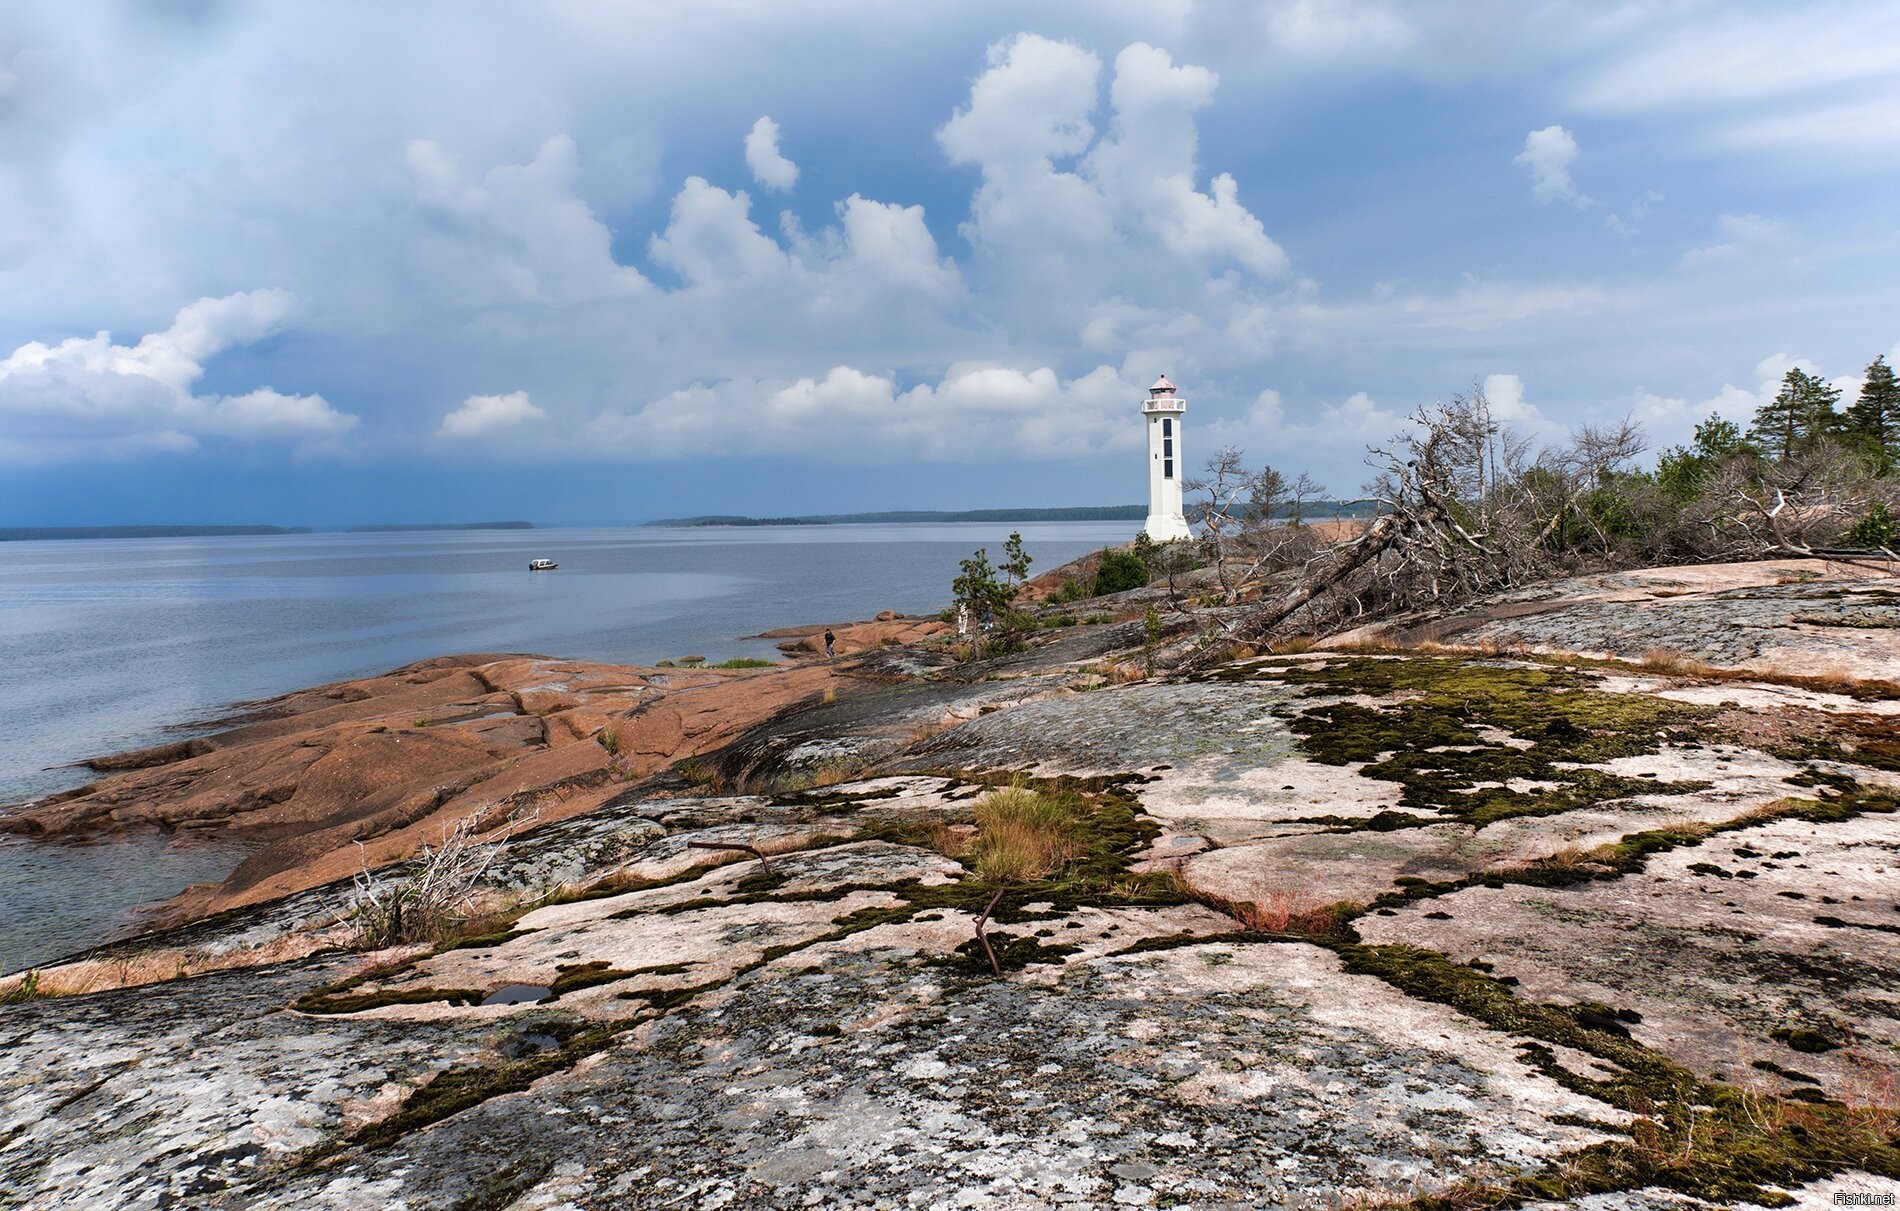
(1142, 513), (1192, 542)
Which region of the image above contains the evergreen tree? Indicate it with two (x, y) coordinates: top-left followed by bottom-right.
(1749, 368), (1841, 461)
(1659, 414), (1752, 504)
(1846, 355), (1900, 464)
(1001, 531), (1032, 589)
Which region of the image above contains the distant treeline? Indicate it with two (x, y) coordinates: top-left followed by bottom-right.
(649, 507), (1149, 526)
(0, 525), (313, 541)
(343, 521), (535, 532)
(649, 502), (1377, 527)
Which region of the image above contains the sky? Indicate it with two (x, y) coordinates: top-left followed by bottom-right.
(2, 1), (1898, 526)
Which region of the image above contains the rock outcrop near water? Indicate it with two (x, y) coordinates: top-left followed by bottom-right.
(2, 560), (1898, 1208)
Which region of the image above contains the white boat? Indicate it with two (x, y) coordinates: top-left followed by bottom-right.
(528, 558), (558, 571)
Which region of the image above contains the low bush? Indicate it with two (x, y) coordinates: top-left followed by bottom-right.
(1093, 547), (1150, 595)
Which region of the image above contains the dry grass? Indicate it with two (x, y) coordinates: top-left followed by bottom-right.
(1524, 845), (1615, 882)
(350, 806), (524, 949)
(969, 786), (1077, 883)
(1636, 646), (1711, 676)
(1162, 868), (1351, 938)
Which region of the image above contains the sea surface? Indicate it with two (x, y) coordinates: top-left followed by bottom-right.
(0, 522), (1133, 973)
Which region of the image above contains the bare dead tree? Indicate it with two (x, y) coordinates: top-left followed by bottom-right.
(1182, 394), (1656, 660)
(1287, 472), (1327, 526)
(1184, 446), (1253, 602)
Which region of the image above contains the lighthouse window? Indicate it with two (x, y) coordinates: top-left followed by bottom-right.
(1162, 418), (1172, 438)
(1164, 459), (1173, 479)
(1163, 438), (1172, 458)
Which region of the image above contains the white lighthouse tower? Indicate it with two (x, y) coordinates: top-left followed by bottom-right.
(1141, 374), (1191, 541)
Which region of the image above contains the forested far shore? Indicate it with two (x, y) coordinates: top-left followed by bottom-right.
(0, 525), (313, 541)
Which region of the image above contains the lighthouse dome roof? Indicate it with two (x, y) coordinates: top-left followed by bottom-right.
(1149, 374), (1176, 393)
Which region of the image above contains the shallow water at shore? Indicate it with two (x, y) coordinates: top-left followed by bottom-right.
(0, 521), (1132, 971)
(0, 834), (254, 975)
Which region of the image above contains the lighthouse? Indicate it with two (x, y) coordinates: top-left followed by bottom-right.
(1141, 374), (1191, 541)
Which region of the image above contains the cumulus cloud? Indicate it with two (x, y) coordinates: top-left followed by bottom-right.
(940, 34), (1287, 292)
(1514, 125), (1592, 207)
(439, 390), (545, 438)
(0, 289), (355, 460)
(404, 135), (650, 305)
(586, 362), (1136, 460)
(1628, 352), (1829, 448)
(743, 116), (799, 192)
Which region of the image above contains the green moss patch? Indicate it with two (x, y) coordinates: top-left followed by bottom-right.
(293, 983), (486, 1014)
(548, 961), (636, 998)
(1330, 941), (1900, 1208)
(1234, 657), (1716, 828)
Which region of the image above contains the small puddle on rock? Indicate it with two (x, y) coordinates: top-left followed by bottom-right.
(480, 983), (552, 1006)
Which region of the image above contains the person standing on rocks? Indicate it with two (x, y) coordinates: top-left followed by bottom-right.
(824, 628), (836, 659)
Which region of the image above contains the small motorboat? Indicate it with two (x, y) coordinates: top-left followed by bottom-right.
(528, 558), (558, 571)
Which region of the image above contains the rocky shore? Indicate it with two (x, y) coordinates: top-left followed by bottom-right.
(2, 558), (1898, 1208)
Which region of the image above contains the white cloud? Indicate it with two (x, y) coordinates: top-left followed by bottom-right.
(1719, 98), (1900, 154)
(1603, 190), (1661, 237)
(1680, 213), (1790, 270)
(1573, 9), (1900, 113)
(439, 390), (545, 438)
(1479, 371), (1563, 441)
(1629, 352), (1825, 448)
(940, 33), (1286, 294)
(0, 289), (355, 460)
(404, 135), (650, 305)
(1514, 125), (1592, 207)
(585, 362), (1136, 461)
(938, 34), (1100, 171)
(743, 116), (799, 192)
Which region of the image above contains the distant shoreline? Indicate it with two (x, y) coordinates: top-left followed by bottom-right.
(0, 521), (535, 542)
(644, 502), (1379, 527)
(342, 521), (534, 533)
(0, 525), (314, 542)
(645, 507), (1148, 527)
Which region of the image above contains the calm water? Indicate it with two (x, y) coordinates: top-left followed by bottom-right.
(0, 522), (1133, 972)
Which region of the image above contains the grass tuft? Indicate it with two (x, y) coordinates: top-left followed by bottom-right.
(969, 786), (1077, 883)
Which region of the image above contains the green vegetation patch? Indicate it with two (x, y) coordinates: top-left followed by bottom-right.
(548, 961), (636, 998)
(1227, 656), (1716, 826)
(1332, 942), (1900, 1208)
(294, 982), (486, 1014)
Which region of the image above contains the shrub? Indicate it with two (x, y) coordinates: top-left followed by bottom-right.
(1093, 547), (1150, 595)
(1846, 501), (1896, 548)
(711, 657), (777, 669)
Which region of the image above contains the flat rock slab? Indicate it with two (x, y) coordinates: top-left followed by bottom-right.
(232, 942), (1623, 1210)
(1359, 811), (1900, 1095)
(902, 683), (1300, 776)
(0, 956), (496, 1210)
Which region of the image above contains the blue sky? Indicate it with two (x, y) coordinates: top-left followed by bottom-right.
(2, 1), (1898, 525)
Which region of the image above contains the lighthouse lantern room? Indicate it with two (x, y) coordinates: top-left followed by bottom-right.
(1141, 375), (1191, 541)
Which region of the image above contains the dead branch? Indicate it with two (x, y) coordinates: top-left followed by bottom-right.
(973, 887), (1005, 977)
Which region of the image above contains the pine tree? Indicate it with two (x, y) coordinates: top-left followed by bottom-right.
(1001, 531), (1032, 589)
(1846, 355), (1900, 462)
(1750, 368), (1841, 461)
